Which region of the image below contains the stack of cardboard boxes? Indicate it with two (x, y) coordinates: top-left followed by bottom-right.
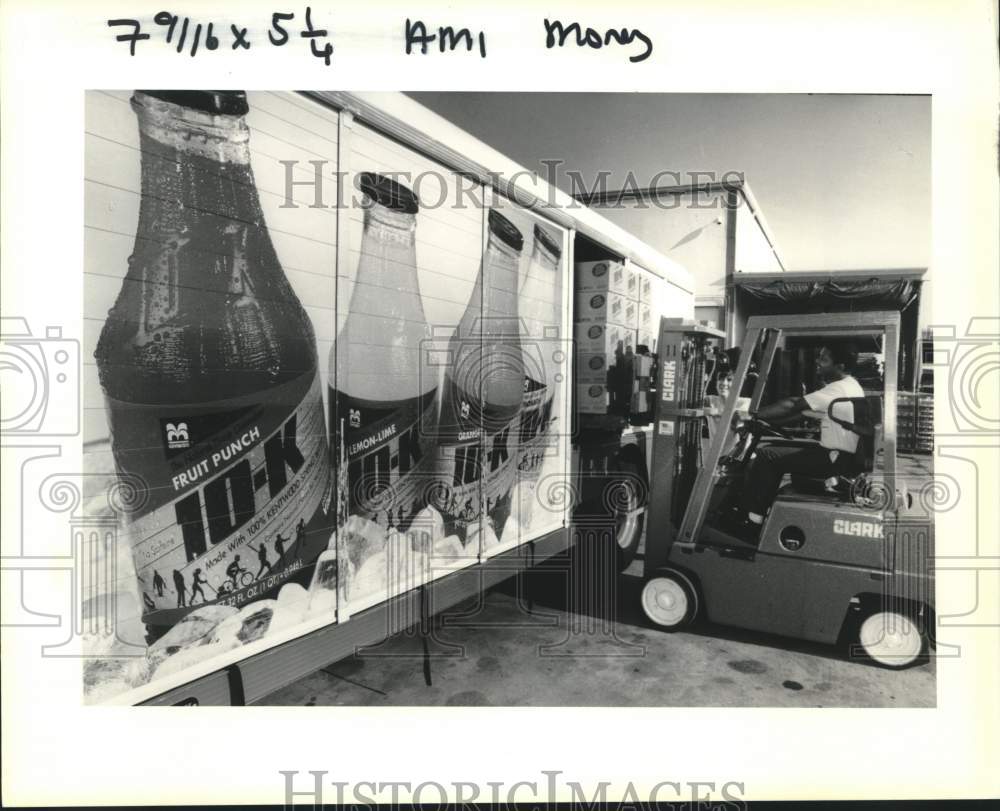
(635, 269), (657, 353)
(574, 260), (651, 414)
(632, 268), (658, 417)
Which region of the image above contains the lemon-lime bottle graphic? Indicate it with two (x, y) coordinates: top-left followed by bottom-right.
(94, 91), (333, 631)
(329, 173), (437, 536)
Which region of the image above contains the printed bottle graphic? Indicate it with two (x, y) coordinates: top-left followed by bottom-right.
(330, 173), (437, 536)
(515, 224), (563, 527)
(94, 91), (333, 631)
(432, 209), (525, 543)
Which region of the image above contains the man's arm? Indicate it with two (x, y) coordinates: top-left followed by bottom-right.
(754, 396), (809, 422)
(766, 411), (808, 427)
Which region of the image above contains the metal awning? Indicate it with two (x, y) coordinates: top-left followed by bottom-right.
(732, 269), (925, 311)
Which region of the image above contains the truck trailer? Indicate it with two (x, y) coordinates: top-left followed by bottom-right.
(81, 89), (693, 705)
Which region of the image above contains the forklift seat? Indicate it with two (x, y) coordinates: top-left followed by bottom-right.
(786, 395), (883, 498)
(830, 395), (883, 475)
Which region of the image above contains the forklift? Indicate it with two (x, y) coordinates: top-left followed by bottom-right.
(640, 312), (934, 668)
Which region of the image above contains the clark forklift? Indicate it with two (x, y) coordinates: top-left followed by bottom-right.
(640, 312), (934, 668)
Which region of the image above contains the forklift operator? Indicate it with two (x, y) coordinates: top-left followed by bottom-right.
(737, 342), (864, 531)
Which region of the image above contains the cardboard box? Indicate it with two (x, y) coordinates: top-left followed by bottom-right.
(575, 260), (627, 295)
(637, 303), (654, 331)
(637, 271), (653, 304)
(577, 346), (637, 373)
(575, 326), (636, 382)
(623, 265), (640, 301)
(623, 298), (638, 328)
(575, 290), (632, 325)
(576, 351), (610, 383)
(574, 321), (609, 348)
(637, 327), (656, 353)
(574, 322), (633, 356)
(576, 382), (609, 414)
(636, 302), (657, 351)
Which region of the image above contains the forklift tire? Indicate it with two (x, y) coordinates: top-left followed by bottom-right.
(613, 501), (644, 572)
(641, 568), (699, 630)
(857, 610), (926, 669)
(573, 473), (645, 572)
(571, 501), (644, 573)
(609, 446), (647, 572)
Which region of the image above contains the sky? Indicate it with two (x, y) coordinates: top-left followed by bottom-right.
(406, 93), (931, 272)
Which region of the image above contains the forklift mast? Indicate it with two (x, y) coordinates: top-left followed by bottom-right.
(644, 319), (726, 572)
(644, 311), (902, 577)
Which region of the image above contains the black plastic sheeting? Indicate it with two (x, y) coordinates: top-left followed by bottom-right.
(736, 277), (920, 310)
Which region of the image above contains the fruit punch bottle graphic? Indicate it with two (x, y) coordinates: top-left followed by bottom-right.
(94, 91), (333, 631)
(432, 209), (525, 543)
(515, 224), (563, 527)
(330, 174), (437, 533)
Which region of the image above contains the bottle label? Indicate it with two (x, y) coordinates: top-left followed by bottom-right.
(485, 413), (523, 540)
(106, 373), (331, 626)
(516, 377), (555, 478)
(433, 376), (531, 543)
(332, 388), (437, 532)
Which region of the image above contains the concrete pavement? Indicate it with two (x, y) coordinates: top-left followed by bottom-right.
(263, 540), (936, 708)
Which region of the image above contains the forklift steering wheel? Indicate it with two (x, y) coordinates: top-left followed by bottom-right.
(749, 417), (794, 440)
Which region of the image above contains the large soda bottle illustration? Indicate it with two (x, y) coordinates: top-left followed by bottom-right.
(330, 173), (437, 548)
(95, 91), (333, 631)
(432, 210), (525, 545)
(515, 224), (563, 529)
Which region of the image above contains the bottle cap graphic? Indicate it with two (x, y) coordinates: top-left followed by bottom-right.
(533, 224), (562, 259)
(136, 90), (249, 116)
(359, 172), (419, 215)
(488, 209), (524, 252)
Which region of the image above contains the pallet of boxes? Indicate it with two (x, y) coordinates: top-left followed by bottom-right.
(897, 391), (934, 454)
(574, 260), (658, 425)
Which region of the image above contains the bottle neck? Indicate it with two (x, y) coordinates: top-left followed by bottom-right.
(362, 203), (417, 245)
(132, 92), (252, 165)
(346, 200), (425, 333)
(485, 232), (521, 272)
(481, 232), (521, 332)
(529, 243), (560, 273)
(131, 92), (264, 236)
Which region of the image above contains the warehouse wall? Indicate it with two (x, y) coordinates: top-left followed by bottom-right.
(734, 193), (783, 275)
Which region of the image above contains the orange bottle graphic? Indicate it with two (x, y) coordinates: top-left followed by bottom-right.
(94, 91), (333, 630)
(432, 209), (525, 543)
(515, 224), (563, 526)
